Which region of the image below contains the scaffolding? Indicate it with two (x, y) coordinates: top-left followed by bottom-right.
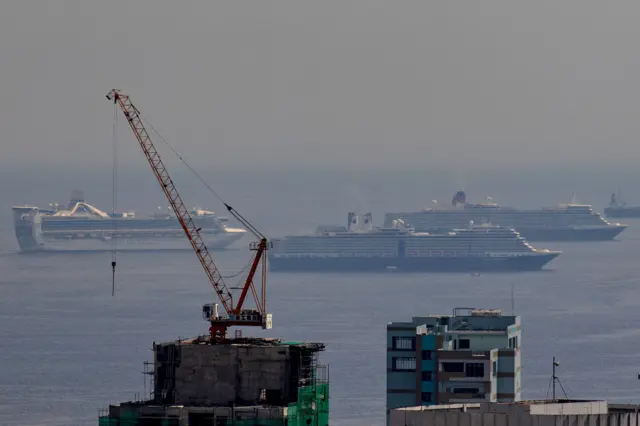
(98, 340), (329, 426)
(98, 364), (328, 426)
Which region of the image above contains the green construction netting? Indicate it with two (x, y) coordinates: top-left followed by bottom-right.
(286, 382), (329, 426)
(101, 378), (329, 426)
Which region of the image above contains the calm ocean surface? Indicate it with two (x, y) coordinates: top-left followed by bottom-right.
(1, 169), (639, 425)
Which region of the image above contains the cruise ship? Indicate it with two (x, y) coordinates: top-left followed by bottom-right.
(12, 190), (246, 252)
(604, 192), (640, 219)
(384, 191), (627, 242)
(268, 213), (560, 272)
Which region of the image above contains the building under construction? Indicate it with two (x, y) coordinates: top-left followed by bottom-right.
(99, 336), (328, 426)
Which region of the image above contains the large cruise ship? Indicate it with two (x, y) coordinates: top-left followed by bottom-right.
(12, 190), (246, 252)
(604, 192), (640, 219)
(384, 191), (627, 242)
(268, 213), (560, 272)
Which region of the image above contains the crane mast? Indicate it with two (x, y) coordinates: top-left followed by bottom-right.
(106, 89), (271, 343)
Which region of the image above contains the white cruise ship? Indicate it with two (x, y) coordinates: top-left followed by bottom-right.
(12, 190), (246, 252)
(384, 191), (627, 242)
(268, 213), (560, 272)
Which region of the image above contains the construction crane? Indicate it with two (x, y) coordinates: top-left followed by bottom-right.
(106, 89), (271, 343)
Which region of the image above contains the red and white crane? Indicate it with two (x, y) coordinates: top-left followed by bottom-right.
(106, 89), (271, 343)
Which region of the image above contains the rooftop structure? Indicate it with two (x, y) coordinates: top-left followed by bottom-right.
(389, 400), (640, 426)
(100, 337), (328, 426)
(387, 308), (521, 421)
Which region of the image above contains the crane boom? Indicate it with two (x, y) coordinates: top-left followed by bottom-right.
(107, 89), (270, 342)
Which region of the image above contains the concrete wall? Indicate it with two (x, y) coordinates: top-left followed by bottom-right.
(529, 401), (608, 415)
(390, 410), (640, 426)
(154, 342), (294, 406)
(387, 326), (419, 411)
(390, 402), (639, 426)
(388, 372), (415, 391)
(420, 334), (436, 404)
(460, 334), (508, 351)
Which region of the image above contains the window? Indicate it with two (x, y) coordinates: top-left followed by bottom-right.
(458, 339), (470, 349)
(509, 336), (519, 349)
(421, 371), (433, 381)
(442, 362), (464, 373)
(492, 361), (497, 377)
(393, 357), (416, 371)
(465, 363), (485, 378)
(452, 387), (480, 394)
(422, 350), (432, 360)
(392, 336), (416, 351)
(421, 392), (432, 403)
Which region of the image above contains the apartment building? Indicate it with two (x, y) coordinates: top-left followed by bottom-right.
(386, 307), (521, 418)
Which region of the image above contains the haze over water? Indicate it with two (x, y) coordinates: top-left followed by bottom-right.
(2, 169), (640, 425)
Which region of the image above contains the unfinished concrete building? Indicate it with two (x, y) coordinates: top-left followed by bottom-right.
(99, 337), (328, 426)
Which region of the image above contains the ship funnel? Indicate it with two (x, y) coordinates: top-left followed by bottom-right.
(363, 213), (373, 230)
(347, 212), (358, 231)
(452, 190), (466, 207)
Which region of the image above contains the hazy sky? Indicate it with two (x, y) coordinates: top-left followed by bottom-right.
(2, 1), (640, 171)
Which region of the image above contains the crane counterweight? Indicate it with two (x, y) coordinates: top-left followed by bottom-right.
(107, 89), (271, 343)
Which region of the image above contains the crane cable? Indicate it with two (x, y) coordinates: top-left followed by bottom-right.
(140, 117), (227, 207)
(111, 101), (119, 296)
(140, 116), (265, 240)
(138, 115), (264, 299)
(222, 257), (254, 279)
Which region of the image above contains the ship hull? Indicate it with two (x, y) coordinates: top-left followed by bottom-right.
(604, 207), (640, 219)
(516, 226), (626, 242)
(20, 232), (245, 252)
(268, 253), (559, 272)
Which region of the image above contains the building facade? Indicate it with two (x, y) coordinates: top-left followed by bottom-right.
(387, 308), (521, 417)
(390, 400), (640, 426)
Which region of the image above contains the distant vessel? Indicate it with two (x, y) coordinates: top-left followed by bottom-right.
(12, 190), (246, 252)
(604, 191), (640, 219)
(268, 213), (560, 272)
(384, 191), (627, 242)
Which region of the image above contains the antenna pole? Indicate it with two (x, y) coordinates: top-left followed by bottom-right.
(552, 356), (556, 401)
(111, 262), (116, 297)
